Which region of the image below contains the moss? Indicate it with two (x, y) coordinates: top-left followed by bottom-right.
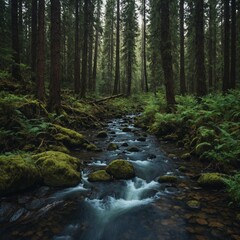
(197, 173), (226, 188)
(187, 200), (201, 209)
(181, 153), (191, 161)
(107, 143), (118, 151)
(53, 124), (88, 148)
(49, 145), (70, 154)
(178, 166), (187, 172)
(88, 170), (112, 182)
(106, 159), (135, 179)
(195, 142), (212, 156)
(96, 131), (108, 138)
(85, 143), (98, 152)
(32, 151), (82, 187)
(158, 175), (178, 183)
(0, 154), (40, 195)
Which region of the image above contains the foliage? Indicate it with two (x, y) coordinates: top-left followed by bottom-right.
(224, 173), (240, 204)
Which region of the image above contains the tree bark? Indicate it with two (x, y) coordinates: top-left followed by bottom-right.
(195, 0), (207, 97)
(31, 0), (38, 81)
(48, 0), (61, 113)
(36, 0), (45, 102)
(160, 0), (176, 107)
(222, 0), (230, 93)
(74, 0), (81, 94)
(230, 0), (236, 89)
(80, 0), (89, 98)
(143, 0), (148, 92)
(11, 0), (21, 81)
(113, 0), (120, 95)
(179, 0), (186, 95)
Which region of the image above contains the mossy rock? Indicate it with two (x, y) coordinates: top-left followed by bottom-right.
(88, 170), (112, 182)
(106, 159), (135, 179)
(197, 173), (226, 188)
(53, 124), (88, 149)
(187, 200), (201, 210)
(96, 131), (108, 138)
(32, 151), (82, 187)
(0, 154), (40, 195)
(85, 143), (99, 152)
(107, 143), (118, 151)
(178, 166), (188, 172)
(195, 142), (212, 156)
(49, 144), (70, 154)
(158, 175), (178, 183)
(181, 153), (191, 161)
(127, 146), (140, 152)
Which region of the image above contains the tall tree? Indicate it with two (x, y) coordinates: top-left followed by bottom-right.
(195, 0), (207, 96)
(179, 0), (187, 95)
(230, 0), (236, 89)
(11, 0), (21, 80)
(80, 0), (89, 98)
(36, 0), (45, 101)
(93, 0), (102, 93)
(74, 0), (81, 94)
(113, 0), (120, 95)
(222, 0), (230, 92)
(48, 0), (61, 112)
(160, 0), (176, 107)
(122, 0), (138, 96)
(31, 0), (38, 81)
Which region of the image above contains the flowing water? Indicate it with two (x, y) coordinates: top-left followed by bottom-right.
(1, 115), (240, 240)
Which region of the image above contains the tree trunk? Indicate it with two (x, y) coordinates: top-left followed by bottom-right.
(179, 0), (186, 95)
(143, 0), (148, 92)
(208, 0), (213, 91)
(92, 0), (101, 93)
(11, 0), (21, 81)
(230, 0), (236, 89)
(126, 53), (132, 96)
(31, 0), (37, 81)
(36, 0), (45, 102)
(80, 0), (89, 98)
(48, 0), (61, 113)
(195, 0), (207, 97)
(113, 0), (120, 95)
(160, 0), (176, 107)
(74, 0), (81, 94)
(19, 0), (23, 57)
(222, 0), (230, 93)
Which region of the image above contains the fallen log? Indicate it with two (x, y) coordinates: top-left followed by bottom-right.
(91, 94), (124, 104)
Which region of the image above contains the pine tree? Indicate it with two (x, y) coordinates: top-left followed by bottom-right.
(31, 0), (37, 81)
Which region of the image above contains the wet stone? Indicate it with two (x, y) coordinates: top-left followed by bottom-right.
(18, 196), (31, 204)
(26, 199), (45, 210)
(35, 186), (50, 198)
(196, 218), (208, 225)
(10, 208), (27, 222)
(122, 127), (132, 132)
(148, 154), (156, 159)
(137, 137), (146, 142)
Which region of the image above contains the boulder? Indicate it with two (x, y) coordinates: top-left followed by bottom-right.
(53, 124), (88, 148)
(0, 154), (40, 195)
(32, 151), (82, 187)
(96, 131), (108, 138)
(158, 175), (178, 183)
(106, 159), (135, 179)
(107, 143), (118, 151)
(88, 170), (112, 182)
(197, 173), (226, 188)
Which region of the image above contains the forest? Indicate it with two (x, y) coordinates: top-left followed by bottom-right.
(0, 0), (240, 239)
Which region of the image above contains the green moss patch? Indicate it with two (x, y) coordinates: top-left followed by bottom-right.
(158, 175), (178, 183)
(106, 159), (135, 180)
(198, 173), (226, 188)
(88, 170), (112, 182)
(0, 154), (40, 195)
(32, 151), (82, 187)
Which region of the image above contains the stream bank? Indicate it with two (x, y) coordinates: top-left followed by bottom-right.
(1, 114), (240, 240)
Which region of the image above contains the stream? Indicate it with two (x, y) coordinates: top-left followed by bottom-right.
(1, 115), (240, 240)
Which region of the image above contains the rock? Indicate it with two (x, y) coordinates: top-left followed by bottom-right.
(137, 137), (146, 142)
(168, 154), (176, 159)
(107, 143), (118, 151)
(106, 159), (135, 179)
(53, 124), (88, 148)
(158, 175), (178, 183)
(85, 143), (99, 152)
(88, 170), (112, 182)
(148, 154), (156, 159)
(196, 218), (208, 225)
(197, 173), (226, 188)
(49, 144), (70, 154)
(122, 127), (132, 132)
(127, 146), (140, 152)
(181, 153), (191, 161)
(32, 151), (82, 187)
(96, 131), (108, 138)
(187, 200), (201, 210)
(121, 143), (129, 147)
(178, 166), (187, 172)
(195, 142), (212, 155)
(0, 154), (40, 196)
